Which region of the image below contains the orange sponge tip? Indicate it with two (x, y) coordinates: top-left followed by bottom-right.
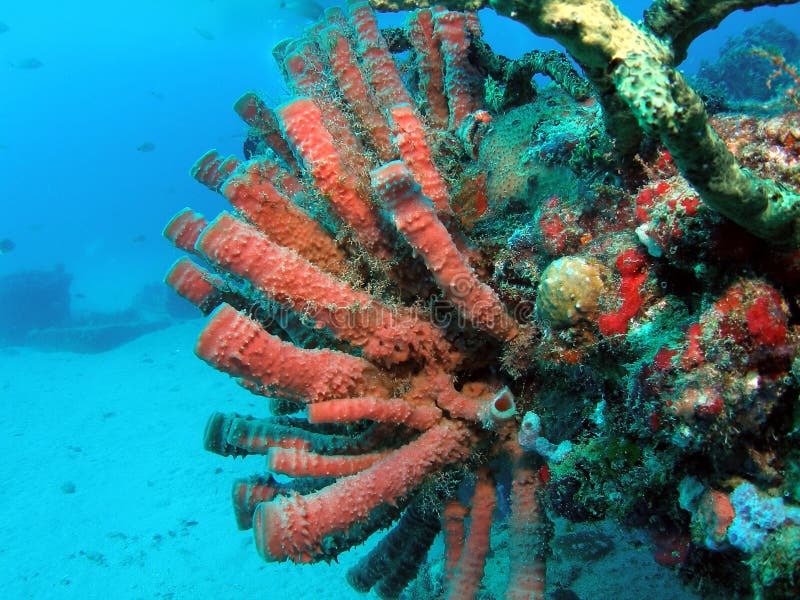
(164, 258), (220, 314)
(163, 208), (207, 252)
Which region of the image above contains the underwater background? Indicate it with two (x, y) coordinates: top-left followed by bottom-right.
(2, 0), (800, 598)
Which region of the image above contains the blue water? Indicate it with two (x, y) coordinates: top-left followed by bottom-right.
(2, 1), (800, 598)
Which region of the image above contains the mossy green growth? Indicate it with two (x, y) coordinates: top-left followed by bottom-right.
(565, 435), (644, 471)
(625, 297), (690, 359)
(483, 75), (506, 114)
(784, 448), (800, 504)
(549, 435), (671, 520)
(781, 396), (800, 503)
(749, 524), (800, 599)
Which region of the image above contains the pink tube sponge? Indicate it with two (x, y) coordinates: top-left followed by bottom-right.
(372, 160), (518, 340)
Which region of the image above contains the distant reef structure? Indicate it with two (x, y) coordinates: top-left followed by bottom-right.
(693, 19), (800, 106)
(0, 267), (183, 353)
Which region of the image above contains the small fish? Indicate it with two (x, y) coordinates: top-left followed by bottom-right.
(131, 234), (146, 243)
(0, 238), (15, 254)
(149, 90), (164, 100)
(280, 0), (324, 21)
(137, 142), (156, 152)
(12, 57), (43, 70)
(193, 26), (215, 41)
(0, 22), (9, 34)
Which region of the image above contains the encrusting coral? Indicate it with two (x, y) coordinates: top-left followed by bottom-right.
(164, 0), (800, 597)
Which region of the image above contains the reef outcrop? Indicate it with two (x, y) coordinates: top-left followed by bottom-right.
(165, 0), (800, 597)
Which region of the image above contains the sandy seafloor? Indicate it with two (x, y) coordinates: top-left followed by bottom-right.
(0, 321), (700, 599)
(0, 321), (369, 599)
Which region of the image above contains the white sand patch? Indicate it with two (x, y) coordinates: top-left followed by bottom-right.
(0, 321), (373, 599)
